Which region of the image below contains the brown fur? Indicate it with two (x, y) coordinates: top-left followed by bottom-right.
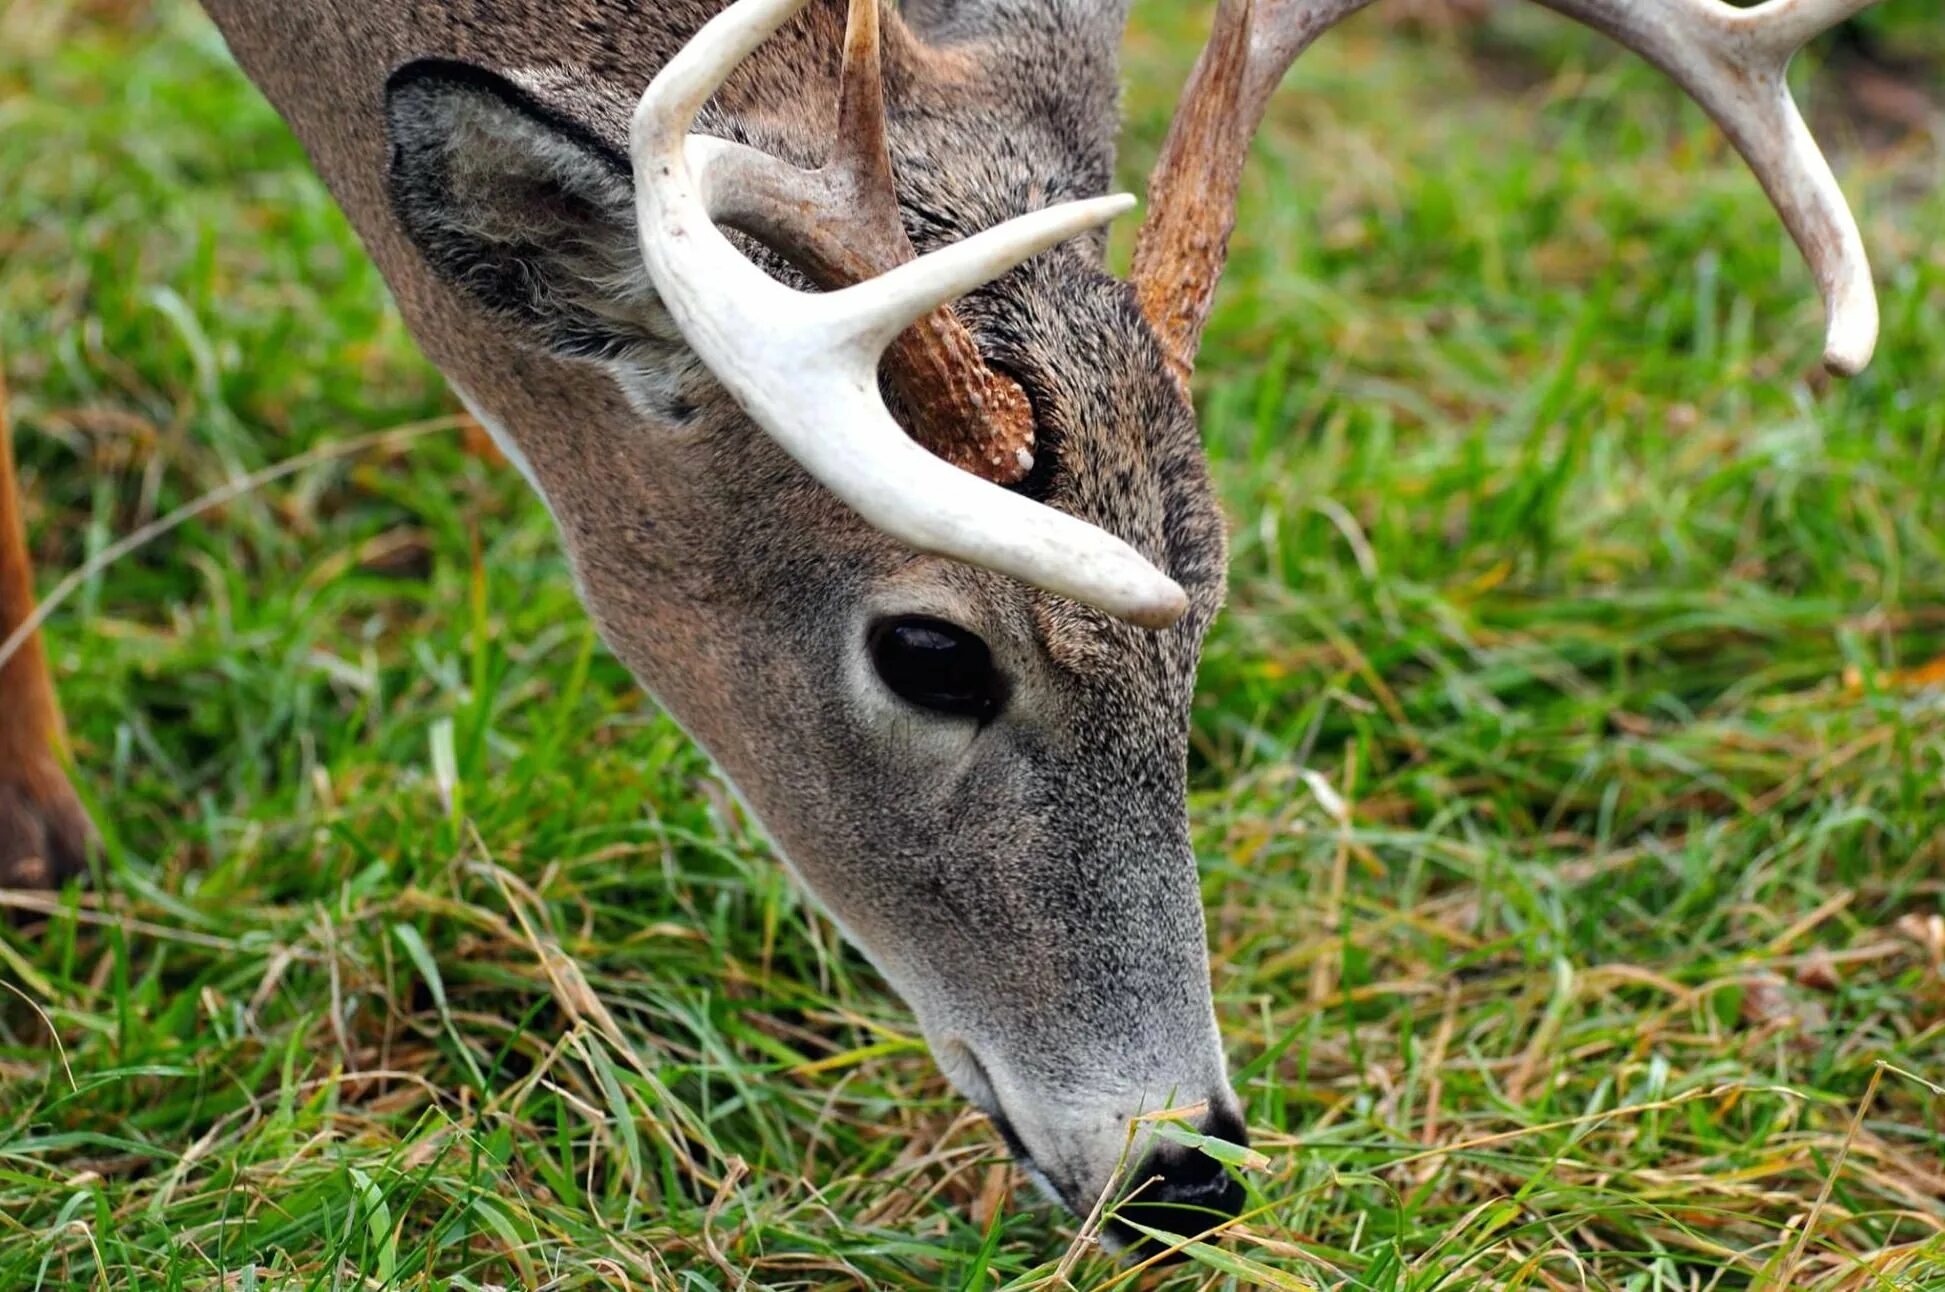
(0, 361), (93, 889)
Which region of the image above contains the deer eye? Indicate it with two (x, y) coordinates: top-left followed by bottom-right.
(868, 617), (1008, 723)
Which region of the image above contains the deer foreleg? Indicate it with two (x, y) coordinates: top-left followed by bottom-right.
(0, 362), (93, 889)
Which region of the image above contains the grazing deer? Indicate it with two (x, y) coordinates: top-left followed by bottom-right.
(0, 0), (1896, 1248)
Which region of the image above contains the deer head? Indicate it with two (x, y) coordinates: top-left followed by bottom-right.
(374, 0), (1889, 1247)
(384, 0), (1235, 1243)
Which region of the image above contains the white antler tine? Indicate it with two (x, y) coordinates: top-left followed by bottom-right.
(801, 424), (1192, 628)
(1746, 89), (1879, 375)
(632, 4), (809, 359)
(630, 0), (1187, 628)
(828, 194), (1140, 353)
(632, 0), (810, 151)
(1141, 0), (1893, 382)
(1710, 0), (1883, 374)
(1733, 0), (1883, 62)
(1532, 0), (1887, 374)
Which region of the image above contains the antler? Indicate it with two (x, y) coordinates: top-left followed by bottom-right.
(693, 0), (1037, 483)
(632, 0), (1188, 628)
(1136, 0), (1888, 388)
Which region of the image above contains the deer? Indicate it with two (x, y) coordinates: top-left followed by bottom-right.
(0, 0), (1899, 1251)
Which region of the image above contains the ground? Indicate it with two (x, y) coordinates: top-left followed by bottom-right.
(1, 1), (1942, 1288)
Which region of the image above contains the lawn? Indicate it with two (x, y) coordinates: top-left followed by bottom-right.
(2, 0), (1943, 1288)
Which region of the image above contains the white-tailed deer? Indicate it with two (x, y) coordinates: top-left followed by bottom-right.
(0, 0), (1899, 1249)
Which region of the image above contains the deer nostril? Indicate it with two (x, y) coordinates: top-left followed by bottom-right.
(1200, 1101), (1249, 1152)
(1104, 1106), (1249, 1259)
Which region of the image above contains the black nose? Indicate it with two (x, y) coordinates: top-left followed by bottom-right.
(1105, 1103), (1249, 1258)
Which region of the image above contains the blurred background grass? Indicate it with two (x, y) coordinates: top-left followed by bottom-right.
(1, 1), (1942, 1287)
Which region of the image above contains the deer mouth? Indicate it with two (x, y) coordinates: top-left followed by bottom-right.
(945, 1043), (1087, 1213)
(951, 1040), (1251, 1251)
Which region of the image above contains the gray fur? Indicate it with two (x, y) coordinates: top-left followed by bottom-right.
(195, 0), (1234, 1220)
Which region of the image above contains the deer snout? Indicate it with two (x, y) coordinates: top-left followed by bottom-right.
(1106, 1101), (1250, 1257)
(940, 1028), (1249, 1249)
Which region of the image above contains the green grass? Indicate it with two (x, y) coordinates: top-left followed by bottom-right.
(3, 0), (1943, 1287)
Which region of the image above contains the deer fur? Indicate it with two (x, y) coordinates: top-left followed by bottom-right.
(0, 368), (93, 889)
(3, 0), (1239, 1232)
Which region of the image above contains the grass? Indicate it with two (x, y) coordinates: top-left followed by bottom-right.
(2, 0), (1943, 1287)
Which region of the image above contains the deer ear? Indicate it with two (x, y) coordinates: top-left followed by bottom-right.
(385, 59), (666, 363)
